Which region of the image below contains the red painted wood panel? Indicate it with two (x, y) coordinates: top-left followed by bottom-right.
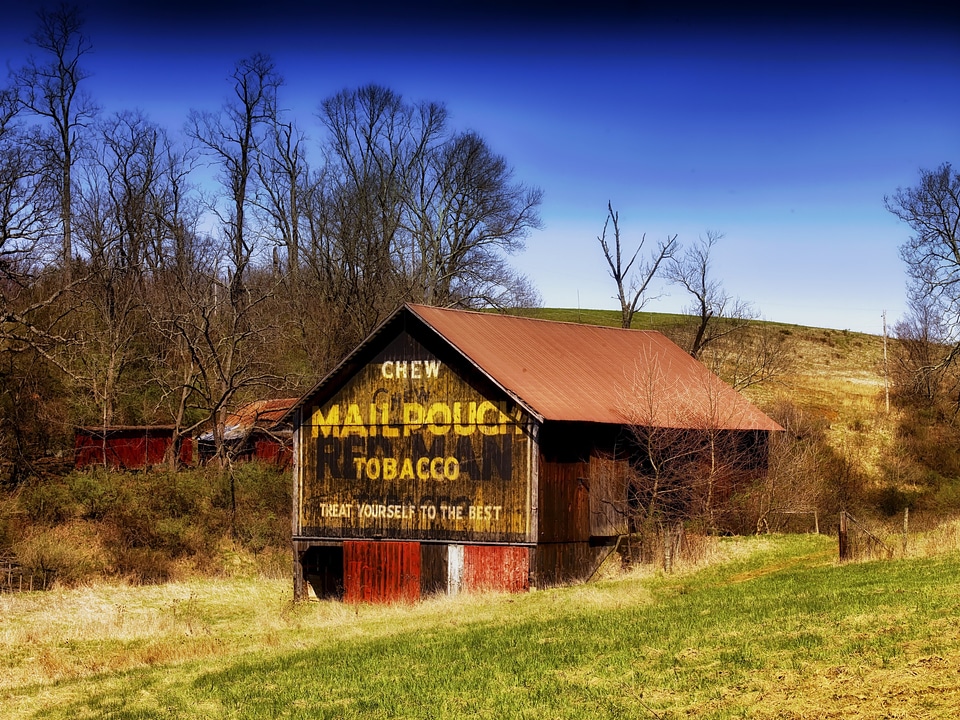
(343, 540), (421, 603)
(463, 545), (529, 593)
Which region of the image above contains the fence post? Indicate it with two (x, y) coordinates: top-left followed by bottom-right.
(902, 507), (909, 556)
(838, 511), (848, 561)
(663, 527), (673, 574)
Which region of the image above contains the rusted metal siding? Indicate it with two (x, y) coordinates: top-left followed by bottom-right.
(252, 435), (293, 468)
(462, 545), (530, 593)
(343, 540), (421, 603)
(299, 332), (532, 543)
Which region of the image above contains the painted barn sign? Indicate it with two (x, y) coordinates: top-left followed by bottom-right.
(299, 333), (532, 543)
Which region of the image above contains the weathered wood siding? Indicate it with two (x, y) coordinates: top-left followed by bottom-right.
(589, 455), (630, 537)
(419, 543), (448, 596)
(532, 542), (612, 588)
(299, 332), (532, 543)
(537, 460), (590, 543)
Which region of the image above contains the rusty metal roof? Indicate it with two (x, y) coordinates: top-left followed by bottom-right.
(407, 305), (782, 431)
(227, 398), (298, 430)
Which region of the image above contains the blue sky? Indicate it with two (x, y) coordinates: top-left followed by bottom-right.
(4, 2), (959, 333)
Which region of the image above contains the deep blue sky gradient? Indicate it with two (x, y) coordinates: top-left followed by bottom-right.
(4, 1), (959, 332)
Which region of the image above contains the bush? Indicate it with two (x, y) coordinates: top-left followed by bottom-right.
(13, 523), (110, 587)
(1, 463), (293, 586)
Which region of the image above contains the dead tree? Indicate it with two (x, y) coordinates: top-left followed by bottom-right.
(597, 202), (677, 329)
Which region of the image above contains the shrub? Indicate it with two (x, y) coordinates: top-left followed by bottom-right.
(13, 523), (110, 587)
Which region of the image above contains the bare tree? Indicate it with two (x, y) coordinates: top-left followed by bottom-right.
(187, 53), (281, 303)
(182, 54), (286, 465)
(66, 110), (173, 431)
(256, 118), (309, 280)
(597, 202), (677, 328)
(750, 401), (829, 535)
(405, 129), (542, 307)
(664, 230), (756, 358)
(887, 163), (960, 367)
(615, 350), (773, 536)
(891, 277), (957, 408)
(14, 3), (98, 280)
(315, 85), (543, 332)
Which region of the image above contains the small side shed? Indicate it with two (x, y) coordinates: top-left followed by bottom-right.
(197, 398), (296, 467)
(288, 304), (781, 602)
(74, 426), (193, 470)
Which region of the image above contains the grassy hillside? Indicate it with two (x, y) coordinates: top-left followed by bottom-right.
(5, 532), (960, 719)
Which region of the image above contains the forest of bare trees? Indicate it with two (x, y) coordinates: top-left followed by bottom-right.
(0, 6), (543, 479)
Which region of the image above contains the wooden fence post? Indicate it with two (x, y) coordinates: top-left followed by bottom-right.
(902, 507), (909, 556)
(838, 511), (848, 561)
(663, 527), (673, 574)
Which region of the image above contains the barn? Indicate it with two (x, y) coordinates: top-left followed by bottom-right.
(74, 426), (193, 470)
(288, 304), (781, 602)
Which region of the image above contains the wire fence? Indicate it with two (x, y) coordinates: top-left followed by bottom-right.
(0, 554), (53, 593)
(838, 511), (893, 562)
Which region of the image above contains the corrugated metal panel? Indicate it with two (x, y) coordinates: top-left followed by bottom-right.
(462, 545), (529, 593)
(343, 540), (421, 603)
(407, 304), (781, 431)
(228, 398), (298, 430)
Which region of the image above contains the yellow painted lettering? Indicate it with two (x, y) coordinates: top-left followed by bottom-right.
(444, 457), (460, 480)
(311, 405), (340, 438)
(453, 402), (475, 435)
(400, 458), (415, 480)
(416, 457), (430, 480)
(380, 403), (399, 437)
(477, 401), (500, 435)
(403, 403), (424, 436)
(383, 457), (398, 480)
(340, 404), (367, 437)
(426, 402), (452, 435)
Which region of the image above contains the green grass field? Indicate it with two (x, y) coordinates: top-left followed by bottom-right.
(5, 533), (960, 719)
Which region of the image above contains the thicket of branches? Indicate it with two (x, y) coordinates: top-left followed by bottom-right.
(0, 7), (542, 480)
